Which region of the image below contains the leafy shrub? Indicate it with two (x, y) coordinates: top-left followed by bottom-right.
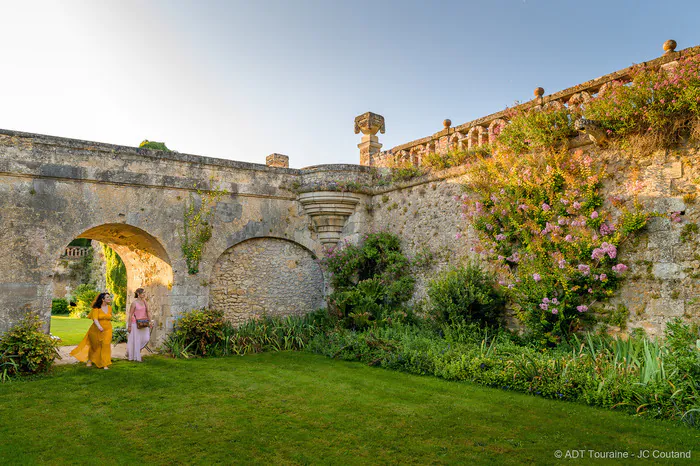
(69, 284), (98, 318)
(323, 232), (414, 329)
(584, 53), (700, 145)
(139, 139), (171, 151)
(112, 327), (128, 344)
(423, 148), (491, 171)
(496, 107), (575, 154)
(169, 308), (226, 356)
(0, 314), (58, 378)
(665, 318), (700, 379)
(51, 298), (69, 315)
(428, 263), (505, 327)
(164, 309), (333, 358)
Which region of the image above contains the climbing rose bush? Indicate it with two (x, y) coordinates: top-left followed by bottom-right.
(461, 148), (647, 345)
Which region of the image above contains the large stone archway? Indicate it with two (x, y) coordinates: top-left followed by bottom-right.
(209, 237), (325, 325)
(64, 223), (174, 343)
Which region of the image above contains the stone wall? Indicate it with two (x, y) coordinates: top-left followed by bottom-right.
(368, 169), (474, 302)
(0, 129), (343, 342)
(210, 237), (325, 324)
(362, 142), (700, 336)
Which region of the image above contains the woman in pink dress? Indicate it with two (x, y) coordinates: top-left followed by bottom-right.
(126, 288), (152, 362)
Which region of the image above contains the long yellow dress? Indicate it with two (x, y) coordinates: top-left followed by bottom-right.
(70, 305), (113, 368)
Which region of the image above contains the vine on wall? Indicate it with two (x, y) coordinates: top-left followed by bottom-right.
(181, 182), (229, 275)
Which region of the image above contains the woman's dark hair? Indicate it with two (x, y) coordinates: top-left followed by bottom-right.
(92, 292), (110, 309)
(135, 288), (145, 298)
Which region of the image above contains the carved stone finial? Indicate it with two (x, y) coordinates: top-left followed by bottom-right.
(443, 119), (452, 129)
(534, 87), (545, 98)
(663, 39), (677, 54)
(354, 112), (385, 136)
(266, 153), (289, 168)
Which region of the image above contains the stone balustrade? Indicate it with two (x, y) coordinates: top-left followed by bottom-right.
(62, 246), (90, 258)
(359, 40), (700, 167)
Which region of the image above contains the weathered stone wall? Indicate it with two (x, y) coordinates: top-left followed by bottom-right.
(0, 130), (347, 342)
(369, 169), (475, 302)
(366, 142), (699, 336)
(1, 124), (698, 340)
(602, 145), (700, 337)
(210, 237), (325, 324)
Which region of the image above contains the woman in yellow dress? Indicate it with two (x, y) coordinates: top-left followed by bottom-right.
(70, 292), (113, 369)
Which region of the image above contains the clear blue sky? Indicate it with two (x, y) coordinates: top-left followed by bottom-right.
(2, 0), (698, 168)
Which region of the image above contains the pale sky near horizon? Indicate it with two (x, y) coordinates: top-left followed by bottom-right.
(1, 0), (699, 168)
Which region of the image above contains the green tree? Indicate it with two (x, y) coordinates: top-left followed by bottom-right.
(102, 245), (127, 313)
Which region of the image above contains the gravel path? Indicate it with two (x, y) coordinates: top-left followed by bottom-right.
(55, 343), (152, 365)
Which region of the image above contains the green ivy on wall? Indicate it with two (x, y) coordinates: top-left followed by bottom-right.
(181, 182), (229, 275)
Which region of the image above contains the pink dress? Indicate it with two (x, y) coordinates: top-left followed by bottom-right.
(127, 300), (150, 361)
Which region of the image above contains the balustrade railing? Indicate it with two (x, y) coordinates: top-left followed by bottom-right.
(358, 40), (699, 167)
(62, 246), (90, 258)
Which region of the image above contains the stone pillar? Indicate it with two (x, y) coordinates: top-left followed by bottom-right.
(266, 153), (289, 168)
(355, 112), (385, 166)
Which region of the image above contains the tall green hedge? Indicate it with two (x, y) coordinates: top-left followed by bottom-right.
(102, 245), (127, 313)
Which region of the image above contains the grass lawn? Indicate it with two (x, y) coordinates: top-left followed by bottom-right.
(50, 316), (92, 345)
(0, 352), (697, 465)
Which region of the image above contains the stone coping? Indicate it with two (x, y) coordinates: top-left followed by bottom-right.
(0, 129), (374, 177)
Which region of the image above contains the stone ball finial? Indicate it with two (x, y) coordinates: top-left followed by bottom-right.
(663, 39), (677, 54)
(534, 87), (545, 98)
(443, 119), (452, 129)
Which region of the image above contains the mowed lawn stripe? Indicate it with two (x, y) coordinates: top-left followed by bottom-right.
(0, 352), (697, 465)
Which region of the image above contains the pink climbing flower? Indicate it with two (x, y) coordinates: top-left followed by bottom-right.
(533, 273), (542, 282)
(590, 211), (599, 219)
(612, 263), (628, 273)
(495, 234), (506, 241)
(455, 232), (463, 239)
(551, 308), (559, 315)
(572, 201), (581, 210)
(578, 264), (591, 276)
(577, 305), (588, 313)
(558, 259), (567, 269)
(599, 273), (607, 281)
(542, 203), (551, 211)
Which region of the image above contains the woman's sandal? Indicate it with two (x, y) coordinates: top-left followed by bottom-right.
(86, 362), (92, 368)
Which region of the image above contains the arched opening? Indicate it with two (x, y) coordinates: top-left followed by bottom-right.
(50, 223), (173, 346)
(209, 237), (325, 325)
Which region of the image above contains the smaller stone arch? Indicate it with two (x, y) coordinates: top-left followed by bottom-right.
(568, 91), (592, 107)
(543, 100), (565, 111)
(409, 145), (424, 166)
(209, 237), (325, 325)
(488, 119), (507, 143)
(467, 127), (481, 149)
